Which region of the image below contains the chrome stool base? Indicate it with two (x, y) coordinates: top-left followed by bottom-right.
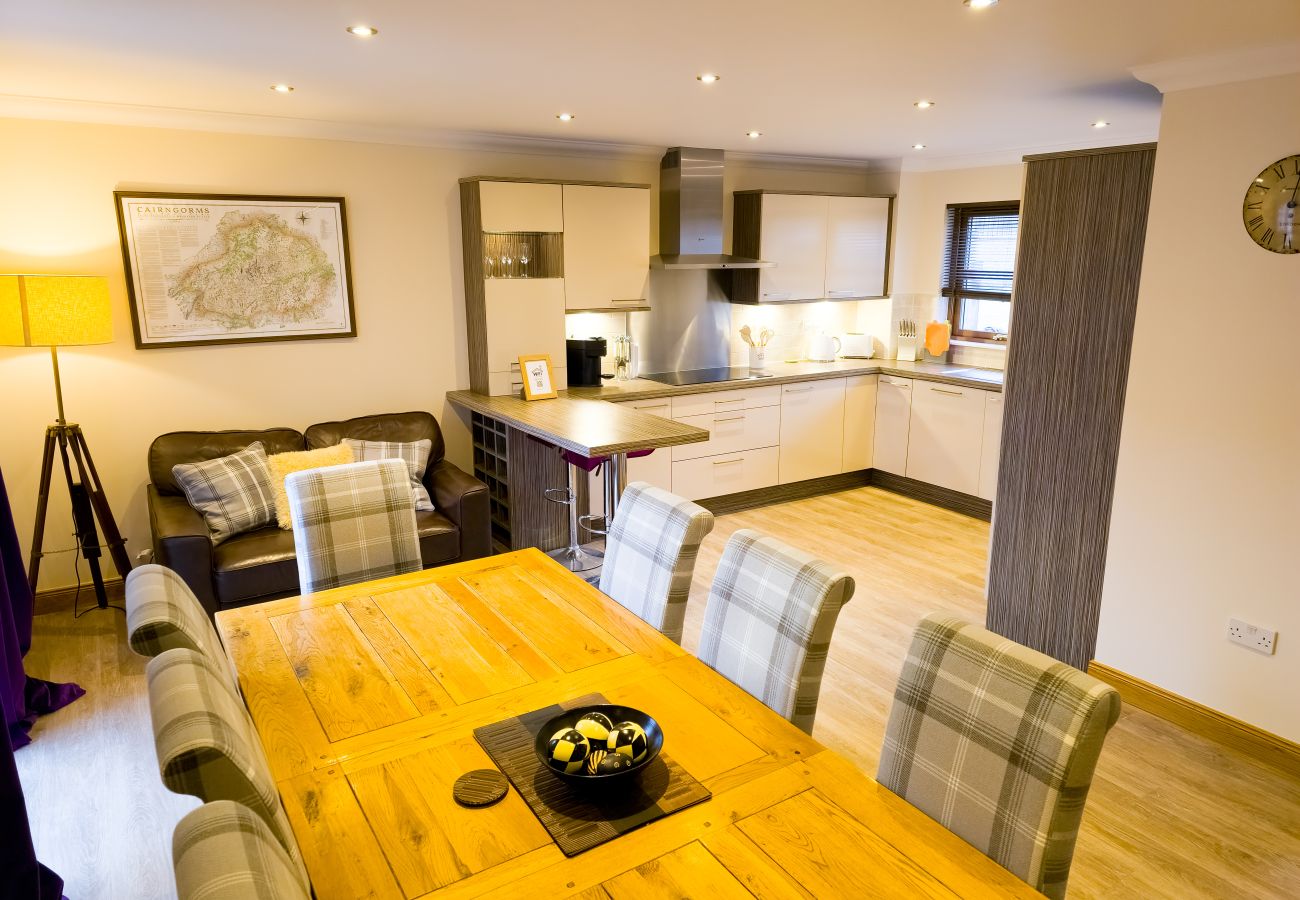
(546, 543), (604, 573)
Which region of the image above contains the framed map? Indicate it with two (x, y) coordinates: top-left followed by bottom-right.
(114, 191), (356, 348)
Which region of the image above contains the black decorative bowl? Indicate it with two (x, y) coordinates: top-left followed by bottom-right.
(533, 704), (664, 785)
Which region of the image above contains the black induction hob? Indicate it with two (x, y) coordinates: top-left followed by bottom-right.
(640, 367), (775, 386)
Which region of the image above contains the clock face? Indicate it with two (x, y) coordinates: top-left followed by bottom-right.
(1243, 154), (1299, 254)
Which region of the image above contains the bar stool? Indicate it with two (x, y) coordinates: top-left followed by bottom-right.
(544, 447), (654, 573)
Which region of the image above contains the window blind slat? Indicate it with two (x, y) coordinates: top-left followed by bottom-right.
(940, 203), (1020, 300)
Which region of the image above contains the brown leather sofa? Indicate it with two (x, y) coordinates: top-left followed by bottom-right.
(147, 411), (490, 617)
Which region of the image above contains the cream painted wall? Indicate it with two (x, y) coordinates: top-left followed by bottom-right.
(1096, 74), (1300, 741)
(0, 117), (877, 590)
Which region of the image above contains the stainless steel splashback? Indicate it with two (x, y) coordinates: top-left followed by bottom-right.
(633, 269), (732, 373)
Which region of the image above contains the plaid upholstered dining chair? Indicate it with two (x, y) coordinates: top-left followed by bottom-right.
(697, 529), (855, 734)
(597, 482), (715, 644)
(878, 614), (1122, 900)
(173, 800), (311, 900)
(146, 648), (310, 890)
(284, 458), (422, 594)
(125, 564), (238, 691)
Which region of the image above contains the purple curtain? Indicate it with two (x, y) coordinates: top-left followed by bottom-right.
(1, 463), (82, 899)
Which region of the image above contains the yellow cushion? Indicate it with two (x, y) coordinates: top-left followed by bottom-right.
(266, 444), (355, 529)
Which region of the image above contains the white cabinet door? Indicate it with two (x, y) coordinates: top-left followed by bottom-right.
(906, 381), (988, 495)
(479, 181), (564, 233)
(670, 385), (781, 419)
(672, 447), (780, 502)
(825, 196), (890, 299)
(484, 278), (567, 385)
(757, 194), (829, 302)
(562, 185), (650, 310)
(778, 378), (846, 484)
(978, 392), (1004, 501)
(873, 376), (913, 475)
(672, 406), (781, 462)
(842, 374), (878, 472)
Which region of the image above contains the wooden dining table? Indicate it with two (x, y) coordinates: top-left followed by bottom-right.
(215, 548), (1040, 899)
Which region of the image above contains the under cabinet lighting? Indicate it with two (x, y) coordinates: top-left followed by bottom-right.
(746, 130), (762, 139)
(346, 25), (378, 37)
(914, 100), (935, 110)
(270, 83), (294, 93)
(1092, 120), (1110, 128)
(964, 0), (998, 8)
(696, 73), (721, 84)
(556, 112), (575, 121)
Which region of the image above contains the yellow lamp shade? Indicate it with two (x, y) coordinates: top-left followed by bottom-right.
(0, 274), (113, 347)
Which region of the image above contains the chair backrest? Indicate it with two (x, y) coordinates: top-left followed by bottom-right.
(878, 614), (1121, 900)
(285, 458), (422, 593)
(146, 648), (309, 888)
(173, 800), (311, 900)
(597, 481), (715, 643)
(698, 529), (855, 734)
(125, 565), (237, 687)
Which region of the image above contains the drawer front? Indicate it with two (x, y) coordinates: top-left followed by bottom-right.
(670, 385), (782, 419)
(671, 447), (779, 502)
(671, 405), (781, 462)
(614, 397), (674, 418)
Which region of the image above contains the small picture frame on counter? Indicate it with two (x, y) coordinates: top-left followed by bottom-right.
(518, 354), (558, 401)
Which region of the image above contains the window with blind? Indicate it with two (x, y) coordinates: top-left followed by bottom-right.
(941, 201), (1019, 341)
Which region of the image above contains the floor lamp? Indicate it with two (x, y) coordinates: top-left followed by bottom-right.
(0, 274), (131, 609)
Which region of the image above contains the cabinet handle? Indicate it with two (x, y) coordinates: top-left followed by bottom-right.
(713, 415), (745, 423)
(826, 290), (860, 297)
(712, 457), (744, 466)
(637, 404), (670, 413)
(714, 397), (746, 405)
(762, 291), (792, 301)
(785, 386), (815, 394)
(611, 298), (645, 304)
(932, 387), (965, 396)
(509, 361), (520, 369)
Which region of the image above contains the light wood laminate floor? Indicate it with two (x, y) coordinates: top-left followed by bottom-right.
(18, 486), (1300, 899)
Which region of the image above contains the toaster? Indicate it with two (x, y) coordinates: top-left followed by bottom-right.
(841, 333), (874, 359)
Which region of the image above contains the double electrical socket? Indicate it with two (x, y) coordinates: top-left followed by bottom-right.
(1227, 618), (1277, 656)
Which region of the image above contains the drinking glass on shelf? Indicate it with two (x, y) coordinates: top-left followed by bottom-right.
(499, 248), (514, 278)
(484, 254), (496, 279)
(517, 242), (531, 278)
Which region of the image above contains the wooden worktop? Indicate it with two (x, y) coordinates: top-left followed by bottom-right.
(447, 389), (709, 457)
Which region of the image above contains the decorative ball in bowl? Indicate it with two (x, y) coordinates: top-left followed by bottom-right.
(534, 704), (664, 784)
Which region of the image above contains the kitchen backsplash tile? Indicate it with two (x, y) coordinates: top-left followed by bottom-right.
(729, 300), (888, 366)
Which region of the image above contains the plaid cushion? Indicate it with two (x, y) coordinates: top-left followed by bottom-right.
(147, 649), (309, 889)
(173, 801), (311, 900)
(285, 458), (422, 594)
(877, 614), (1121, 899)
(597, 481), (714, 643)
(342, 437), (436, 512)
(172, 442), (276, 544)
(698, 529), (854, 734)
(125, 564), (238, 691)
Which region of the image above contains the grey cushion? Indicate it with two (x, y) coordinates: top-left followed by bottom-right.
(286, 458), (422, 594)
(173, 800), (311, 900)
(698, 529), (854, 734)
(597, 481), (714, 643)
(342, 437), (436, 512)
(171, 442), (276, 545)
(878, 614), (1122, 900)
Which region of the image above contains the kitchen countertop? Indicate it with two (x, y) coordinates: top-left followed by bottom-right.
(567, 358), (1004, 401)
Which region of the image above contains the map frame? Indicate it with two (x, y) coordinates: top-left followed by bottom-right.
(113, 190), (357, 349)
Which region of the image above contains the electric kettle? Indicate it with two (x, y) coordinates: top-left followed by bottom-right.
(807, 332), (841, 362)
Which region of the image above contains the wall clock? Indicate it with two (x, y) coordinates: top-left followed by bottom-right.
(1243, 154), (1299, 254)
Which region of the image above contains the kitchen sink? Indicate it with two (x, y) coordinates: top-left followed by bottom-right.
(944, 367), (1005, 384)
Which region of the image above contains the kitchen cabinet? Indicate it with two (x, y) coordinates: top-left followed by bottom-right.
(978, 392), (1004, 501)
(673, 447), (780, 502)
(778, 378), (846, 484)
(479, 181), (564, 233)
(670, 385), (781, 419)
(842, 374), (878, 472)
(562, 184), (650, 310)
(673, 406), (781, 462)
(588, 397), (674, 518)
(730, 191), (894, 303)
(906, 381), (987, 495)
(825, 196), (891, 299)
(873, 376), (913, 475)
(484, 278), (567, 390)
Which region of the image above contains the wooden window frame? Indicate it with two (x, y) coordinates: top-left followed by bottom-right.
(941, 201), (1019, 344)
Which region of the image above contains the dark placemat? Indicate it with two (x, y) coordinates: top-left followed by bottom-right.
(473, 693), (712, 857)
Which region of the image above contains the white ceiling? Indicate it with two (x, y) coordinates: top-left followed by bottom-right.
(3, 1), (1298, 167)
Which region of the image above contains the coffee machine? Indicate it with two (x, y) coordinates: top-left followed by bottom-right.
(566, 337), (607, 387)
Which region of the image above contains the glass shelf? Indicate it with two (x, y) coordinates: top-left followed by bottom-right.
(482, 231), (563, 280)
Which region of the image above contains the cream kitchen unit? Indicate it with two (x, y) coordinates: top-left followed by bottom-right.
(591, 370), (1002, 511)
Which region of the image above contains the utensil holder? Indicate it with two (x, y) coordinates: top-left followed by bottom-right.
(749, 346), (768, 372)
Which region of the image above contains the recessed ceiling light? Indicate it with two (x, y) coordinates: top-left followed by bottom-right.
(556, 112), (575, 122)
(746, 131), (762, 139)
(270, 83), (294, 93)
(912, 143), (926, 150)
(914, 100), (936, 110)
(1092, 120), (1110, 128)
(346, 25), (378, 37)
(964, 0), (999, 8)
(696, 73), (721, 84)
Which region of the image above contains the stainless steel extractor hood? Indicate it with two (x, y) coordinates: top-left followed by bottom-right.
(650, 147), (773, 270)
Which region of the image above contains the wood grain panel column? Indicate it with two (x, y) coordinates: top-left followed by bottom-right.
(986, 144), (1157, 669)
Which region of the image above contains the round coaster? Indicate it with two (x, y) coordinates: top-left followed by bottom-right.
(453, 769), (509, 808)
